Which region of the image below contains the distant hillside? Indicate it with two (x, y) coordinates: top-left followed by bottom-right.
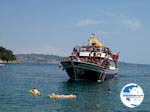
(16, 54), (147, 66)
(16, 54), (63, 64)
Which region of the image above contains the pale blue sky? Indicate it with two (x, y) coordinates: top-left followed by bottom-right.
(0, 0), (150, 64)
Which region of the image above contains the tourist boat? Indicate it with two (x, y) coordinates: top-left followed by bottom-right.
(61, 34), (119, 82)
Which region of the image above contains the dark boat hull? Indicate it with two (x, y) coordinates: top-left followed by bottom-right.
(61, 61), (118, 81)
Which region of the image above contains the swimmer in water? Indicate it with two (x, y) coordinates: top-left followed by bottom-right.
(107, 88), (112, 93)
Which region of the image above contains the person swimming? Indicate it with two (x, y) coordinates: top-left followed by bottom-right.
(107, 88), (112, 93)
(48, 93), (76, 99)
(33, 88), (40, 94)
(29, 88), (41, 96)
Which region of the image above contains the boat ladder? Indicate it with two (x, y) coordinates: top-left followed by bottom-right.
(97, 72), (106, 82)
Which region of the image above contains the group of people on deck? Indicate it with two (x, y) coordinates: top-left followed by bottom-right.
(64, 46), (112, 68)
(66, 45), (119, 68)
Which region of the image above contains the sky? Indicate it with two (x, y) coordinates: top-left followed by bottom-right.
(0, 0), (150, 64)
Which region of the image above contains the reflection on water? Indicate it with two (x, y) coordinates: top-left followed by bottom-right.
(60, 78), (119, 112)
(0, 64), (150, 112)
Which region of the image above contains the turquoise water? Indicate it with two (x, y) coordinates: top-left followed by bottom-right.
(0, 64), (150, 112)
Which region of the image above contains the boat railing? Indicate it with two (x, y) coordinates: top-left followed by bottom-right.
(63, 55), (111, 69)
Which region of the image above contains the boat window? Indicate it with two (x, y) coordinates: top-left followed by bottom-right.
(109, 61), (115, 67)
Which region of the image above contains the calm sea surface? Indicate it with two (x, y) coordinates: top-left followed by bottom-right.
(0, 63), (150, 112)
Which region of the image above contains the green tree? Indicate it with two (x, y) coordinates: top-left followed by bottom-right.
(0, 46), (16, 61)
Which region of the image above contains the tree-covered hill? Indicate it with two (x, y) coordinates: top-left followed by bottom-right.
(16, 54), (63, 64)
(0, 46), (16, 61)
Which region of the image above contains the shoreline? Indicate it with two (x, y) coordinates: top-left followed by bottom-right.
(0, 60), (19, 64)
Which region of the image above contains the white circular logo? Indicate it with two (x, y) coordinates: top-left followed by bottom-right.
(120, 83), (144, 108)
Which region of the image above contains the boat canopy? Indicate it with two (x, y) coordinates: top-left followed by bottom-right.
(90, 35), (103, 47)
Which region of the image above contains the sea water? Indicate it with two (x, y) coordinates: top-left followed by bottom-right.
(0, 63), (150, 112)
